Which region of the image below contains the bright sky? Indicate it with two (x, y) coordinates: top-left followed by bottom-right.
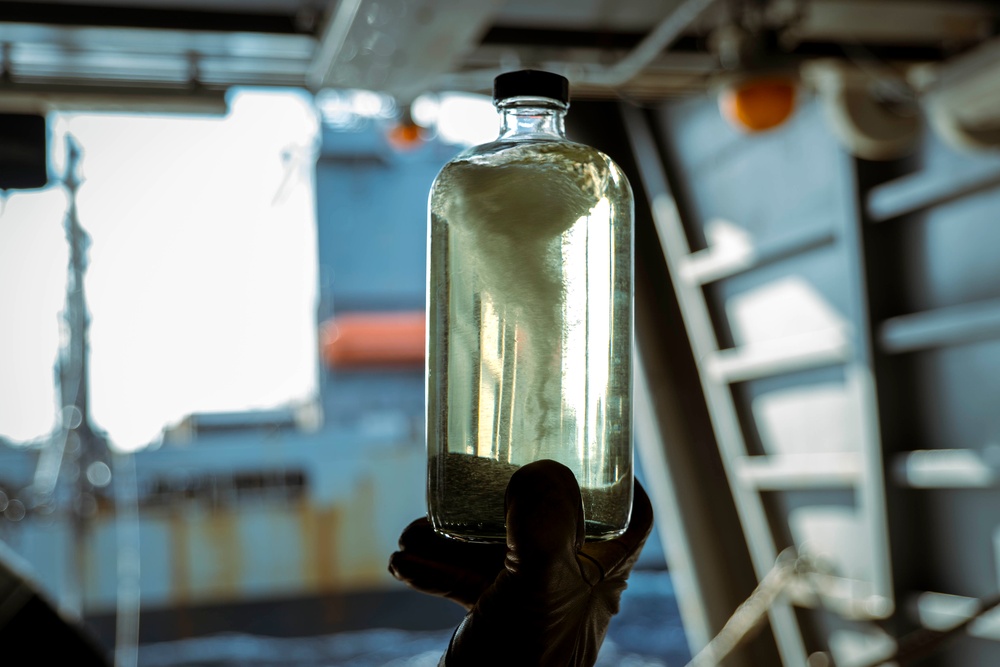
(0, 90), (320, 452)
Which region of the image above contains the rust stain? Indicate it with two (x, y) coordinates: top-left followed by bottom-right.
(298, 501), (316, 589)
(300, 498), (345, 625)
(201, 509), (241, 598)
(168, 508), (197, 639)
(349, 477), (384, 586)
(169, 509), (190, 604)
(316, 504), (341, 591)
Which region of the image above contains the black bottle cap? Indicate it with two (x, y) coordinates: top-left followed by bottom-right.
(493, 70), (569, 104)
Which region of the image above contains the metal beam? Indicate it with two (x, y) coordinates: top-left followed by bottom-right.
(867, 160), (1000, 222)
(878, 298), (1000, 354)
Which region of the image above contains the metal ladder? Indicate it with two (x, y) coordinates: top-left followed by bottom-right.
(622, 104), (896, 666)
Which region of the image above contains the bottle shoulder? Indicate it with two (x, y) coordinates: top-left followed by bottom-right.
(433, 138), (632, 199)
(447, 137), (612, 167)
(430, 136), (632, 234)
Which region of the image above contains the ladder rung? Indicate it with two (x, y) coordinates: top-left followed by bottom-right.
(911, 591), (1000, 641)
(878, 298), (1000, 354)
(734, 452), (863, 490)
(892, 449), (998, 488)
(678, 244), (755, 286)
(787, 574), (892, 621)
(678, 224), (837, 286)
(705, 329), (852, 383)
(867, 160), (1000, 222)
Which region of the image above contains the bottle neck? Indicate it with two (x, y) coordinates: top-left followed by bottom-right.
(496, 97), (567, 141)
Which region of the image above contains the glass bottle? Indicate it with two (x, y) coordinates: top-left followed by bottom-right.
(426, 70), (633, 542)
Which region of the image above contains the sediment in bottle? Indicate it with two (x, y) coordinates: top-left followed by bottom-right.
(430, 452), (631, 543)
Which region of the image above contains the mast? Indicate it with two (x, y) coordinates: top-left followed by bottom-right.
(59, 136), (92, 439)
(52, 134), (111, 616)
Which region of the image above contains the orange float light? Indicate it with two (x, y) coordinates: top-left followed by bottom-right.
(320, 311), (425, 369)
(719, 76), (797, 133)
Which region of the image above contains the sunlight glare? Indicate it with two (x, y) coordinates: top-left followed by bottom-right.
(0, 90), (320, 452)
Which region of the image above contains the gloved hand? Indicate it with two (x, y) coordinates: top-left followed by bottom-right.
(388, 459), (654, 666)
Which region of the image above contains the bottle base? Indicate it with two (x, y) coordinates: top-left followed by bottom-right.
(430, 519), (627, 544)
(429, 452), (632, 544)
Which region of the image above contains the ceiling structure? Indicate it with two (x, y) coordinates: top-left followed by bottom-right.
(0, 0), (997, 112)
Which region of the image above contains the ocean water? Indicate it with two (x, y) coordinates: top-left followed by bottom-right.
(136, 570), (691, 666)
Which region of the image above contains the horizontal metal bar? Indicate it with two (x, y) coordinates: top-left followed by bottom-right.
(786, 574), (893, 621)
(892, 449), (999, 488)
(878, 297), (1000, 354)
(678, 224), (838, 286)
(0, 83), (229, 114)
(910, 591), (1000, 641)
(0, 3), (309, 34)
(734, 452), (863, 490)
(705, 328), (852, 383)
(0, 21), (314, 94)
(867, 160), (1000, 222)
(0, 22), (316, 58)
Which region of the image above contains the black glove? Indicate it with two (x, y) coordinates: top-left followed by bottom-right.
(0, 545), (111, 665)
(389, 459), (654, 666)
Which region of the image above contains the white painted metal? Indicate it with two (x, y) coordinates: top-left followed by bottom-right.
(893, 449), (999, 489)
(912, 591), (1000, 641)
(704, 328), (852, 384)
(308, 0), (502, 99)
(734, 452), (863, 490)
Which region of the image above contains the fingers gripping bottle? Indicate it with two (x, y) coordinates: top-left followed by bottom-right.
(426, 70), (634, 542)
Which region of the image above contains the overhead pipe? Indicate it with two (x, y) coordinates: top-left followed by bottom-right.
(307, 0), (502, 101)
(435, 0), (720, 96)
(306, 0), (364, 91)
(575, 0), (719, 88)
(911, 36), (1000, 152)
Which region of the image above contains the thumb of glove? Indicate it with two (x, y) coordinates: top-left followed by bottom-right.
(504, 459), (586, 574)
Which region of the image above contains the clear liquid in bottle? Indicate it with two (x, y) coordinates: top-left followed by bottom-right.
(426, 70), (633, 542)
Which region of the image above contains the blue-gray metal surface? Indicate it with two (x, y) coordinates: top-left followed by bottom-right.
(631, 92), (904, 665)
(860, 124), (1000, 666)
(635, 83), (1000, 665)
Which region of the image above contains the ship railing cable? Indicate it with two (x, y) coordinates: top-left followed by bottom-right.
(682, 547), (1000, 667)
(858, 592), (1000, 667)
(684, 547), (806, 667)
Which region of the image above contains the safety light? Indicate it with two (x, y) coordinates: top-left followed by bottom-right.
(386, 119), (425, 150)
(719, 76), (797, 133)
(386, 107), (427, 151)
